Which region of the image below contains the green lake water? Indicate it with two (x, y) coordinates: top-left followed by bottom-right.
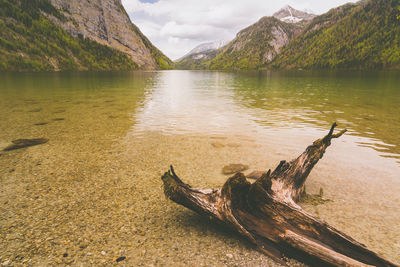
(0, 70), (399, 266)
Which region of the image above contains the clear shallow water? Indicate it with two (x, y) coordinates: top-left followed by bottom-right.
(132, 71), (400, 161)
(0, 70), (399, 266)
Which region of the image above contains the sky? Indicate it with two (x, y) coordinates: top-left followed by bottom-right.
(121, 0), (358, 60)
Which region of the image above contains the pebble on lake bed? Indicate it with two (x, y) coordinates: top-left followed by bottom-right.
(226, 143), (241, 148)
(28, 108), (42, 112)
(116, 256), (126, 262)
(222, 164), (249, 175)
(211, 142), (225, 148)
(34, 122), (49, 126)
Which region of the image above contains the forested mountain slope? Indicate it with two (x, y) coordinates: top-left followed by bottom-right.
(208, 17), (302, 70)
(271, 0), (400, 69)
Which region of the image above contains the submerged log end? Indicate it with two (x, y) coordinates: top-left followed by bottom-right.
(161, 165), (189, 201)
(161, 166), (222, 218)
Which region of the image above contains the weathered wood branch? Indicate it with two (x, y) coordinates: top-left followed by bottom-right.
(161, 123), (397, 267)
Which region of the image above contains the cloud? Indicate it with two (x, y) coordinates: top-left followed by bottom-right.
(160, 21), (223, 40)
(122, 0), (357, 60)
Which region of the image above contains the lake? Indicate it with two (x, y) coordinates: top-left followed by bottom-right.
(0, 70), (399, 266)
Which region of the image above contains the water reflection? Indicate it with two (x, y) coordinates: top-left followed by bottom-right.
(132, 70), (400, 164)
(0, 72), (153, 149)
(134, 71), (262, 136)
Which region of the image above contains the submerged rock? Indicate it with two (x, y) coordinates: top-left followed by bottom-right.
(300, 188), (332, 206)
(226, 142), (241, 148)
(28, 108), (42, 112)
(3, 138), (49, 151)
(211, 142), (225, 148)
(222, 164), (249, 175)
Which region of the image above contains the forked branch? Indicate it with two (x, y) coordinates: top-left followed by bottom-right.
(161, 123), (397, 267)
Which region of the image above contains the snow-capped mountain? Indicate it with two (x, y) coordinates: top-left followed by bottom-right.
(273, 5), (316, 23)
(178, 40), (227, 61)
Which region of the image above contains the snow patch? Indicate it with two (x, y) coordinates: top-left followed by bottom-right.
(280, 16), (303, 23)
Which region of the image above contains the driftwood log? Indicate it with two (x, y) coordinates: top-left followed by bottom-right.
(161, 123), (397, 267)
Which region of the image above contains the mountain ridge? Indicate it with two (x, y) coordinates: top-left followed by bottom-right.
(2, 0), (398, 71)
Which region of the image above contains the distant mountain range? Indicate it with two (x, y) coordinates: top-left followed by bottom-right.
(176, 0), (400, 70)
(0, 0), (173, 71)
(1, 0), (398, 71)
(178, 40), (227, 61)
(176, 5), (314, 70)
(176, 41), (226, 70)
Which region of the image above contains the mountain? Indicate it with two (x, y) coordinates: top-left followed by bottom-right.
(273, 5), (316, 23)
(178, 0), (399, 71)
(175, 41), (226, 69)
(0, 0), (173, 71)
(48, 0), (172, 70)
(271, 0), (400, 69)
(177, 6), (313, 70)
(175, 50), (217, 70)
(207, 16), (303, 70)
(178, 40), (226, 60)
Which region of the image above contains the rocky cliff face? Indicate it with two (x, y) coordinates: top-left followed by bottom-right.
(0, 0), (141, 71)
(48, 0), (172, 69)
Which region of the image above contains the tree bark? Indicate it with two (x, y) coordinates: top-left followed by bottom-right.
(161, 123), (398, 267)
